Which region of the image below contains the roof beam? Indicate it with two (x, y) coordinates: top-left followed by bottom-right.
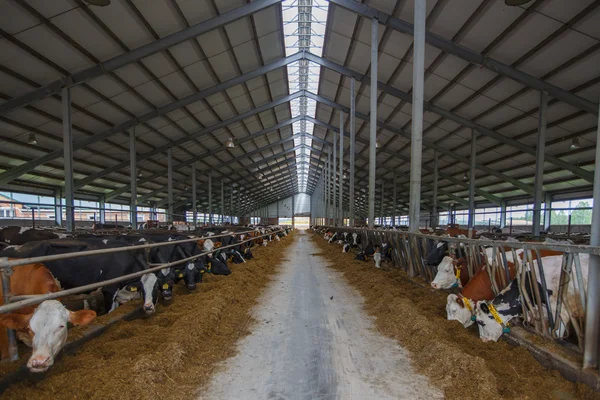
(327, 0), (598, 116)
(102, 116), (301, 200)
(304, 55), (593, 183)
(0, 56), (302, 186)
(0, 0), (283, 116)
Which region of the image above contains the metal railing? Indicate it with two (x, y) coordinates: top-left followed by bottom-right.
(0, 227), (288, 360)
(315, 225), (599, 370)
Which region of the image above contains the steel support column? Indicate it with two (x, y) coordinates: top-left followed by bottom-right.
(432, 151), (439, 228)
(326, 148), (331, 225)
(54, 189), (62, 227)
(468, 129), (477, 237)
(62, 87), (75, 233)
(130, 129), (138, 228)
(99, 195), (106, 224)
(368, 17), (378, 229)
(292, 194), (295, 228)
(393, 173), (397, 225)
(230, 184), (234, 224)
(339, 111), (344, 227)
(409, 0), (425, 233)
(533, 91), (548, 237)
(192, 162), (197, 228)
(500, 200), (507, 228)
(167, 149), (173, 222)
(221, 180), (225, 225)
(583, 101), (600, 369)
(349, 78), (356, 227)
(380, 181), (384, 225)
(208, 172), (213, 225)
(333, 130), (337, 225)
(544, 193), (552, 231)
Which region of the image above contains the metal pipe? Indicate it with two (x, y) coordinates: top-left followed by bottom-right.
(99, 195), (106, 224)
(167, 149), (173, 222)
(468, 129), (476, 237)
(544, 193), (552, 231)
(533, 91), (548, 237)
(0, 227), (270, 270)
(62, 87), (75, 233)
(500, 200), (507, 228)
(339, 111), (344, 227)
(0, 229), (284, 314)
(130, 128), (138, 228)
(349, 78), (356, 227)
(432, 151), (438, 228)
(333, 130), (337, 225)
(583, 99), (600, 369)
(368, 17), (378, 229)
(230, 184), (234, 224)
(409, 0), (425, 233)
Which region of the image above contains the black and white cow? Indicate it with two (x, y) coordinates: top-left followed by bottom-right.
(474, 272), (550, 342)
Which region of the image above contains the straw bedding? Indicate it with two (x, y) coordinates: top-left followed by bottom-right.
(311, 234), (599, 400)
(0, 232), (294, 400)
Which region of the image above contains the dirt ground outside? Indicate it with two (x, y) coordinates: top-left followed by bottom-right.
(0, 232), (294, 400)
(311, 232), (600, 400)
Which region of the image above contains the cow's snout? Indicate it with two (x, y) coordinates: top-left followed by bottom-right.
(430, 282), (438, 289)
(186, 283), (197, 290)
(28, 354), (53, 372)
(162, 290), (173, 302)
(143, 303), (155, 314)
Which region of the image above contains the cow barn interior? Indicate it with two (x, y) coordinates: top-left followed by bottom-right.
(0, 0), (599, 398)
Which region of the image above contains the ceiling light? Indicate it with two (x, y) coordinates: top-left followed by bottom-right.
(258, 172), (264, 179)
(225, 137), (235, 148)
(375, 139), (381, 148)
(27, 133), (37, 145)
(504, 0), (533, 6)
(137, 171), (143, 178)
(463, 172), (468, 181)
(570, 137), (580, 150)
(343, 171), (348, 179)
(85, 0), (111, 6)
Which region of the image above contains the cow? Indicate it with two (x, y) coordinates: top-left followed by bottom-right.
(0, 262), (62, 360)
(0, 226), (65, 245)
(519, 249), (589, 339)
(475, 272), (548, 342)
(445, 261), (517, 328)
(0, 239), (159, 315)
(0, 300), (96, 372)
(430, 256), (471, 289)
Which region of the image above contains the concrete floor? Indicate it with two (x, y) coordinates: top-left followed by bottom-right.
(200, 232), (442, 400)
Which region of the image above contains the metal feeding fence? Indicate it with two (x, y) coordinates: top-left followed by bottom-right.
(0, 228), (285, 361)
(317, 226), (600, 370)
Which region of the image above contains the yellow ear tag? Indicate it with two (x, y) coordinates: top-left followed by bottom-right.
(129, 286), (137, 292)
(178, 273), (184, 278)
(162, 283), (169, 290)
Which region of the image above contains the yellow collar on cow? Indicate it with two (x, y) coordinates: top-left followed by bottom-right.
(488, 303), (508, 329)
(462, 297), (472, 312)
(455, 268), (461, 280)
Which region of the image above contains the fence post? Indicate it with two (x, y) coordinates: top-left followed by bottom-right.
(1, 260), (18, 361)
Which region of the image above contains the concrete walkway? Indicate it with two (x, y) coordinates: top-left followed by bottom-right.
(200, 232), (442, 400)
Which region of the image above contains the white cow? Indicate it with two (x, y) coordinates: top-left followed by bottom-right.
(0, 300), (96, 372)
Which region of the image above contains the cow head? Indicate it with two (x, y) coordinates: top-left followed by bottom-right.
(0, 300), (96, 373)
(474, 301), (507, 342)
(431, 256), (459, 289)
(446, 294), (475, 328)
(157, 268), (175, 301)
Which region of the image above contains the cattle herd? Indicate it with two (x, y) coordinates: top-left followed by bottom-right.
(0, 224), (292, 373)
(312, 225), (589, 348)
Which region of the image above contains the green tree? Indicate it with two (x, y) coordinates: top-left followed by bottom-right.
(571, 201), (592, 225)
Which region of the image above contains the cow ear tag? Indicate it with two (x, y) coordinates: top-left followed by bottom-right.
(178, 273), (184, 278)
(162, 283), (169, 290)
(502, 326), (510, 333)
(128, 286), (137, 292)
(471, 315), (476, 321)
